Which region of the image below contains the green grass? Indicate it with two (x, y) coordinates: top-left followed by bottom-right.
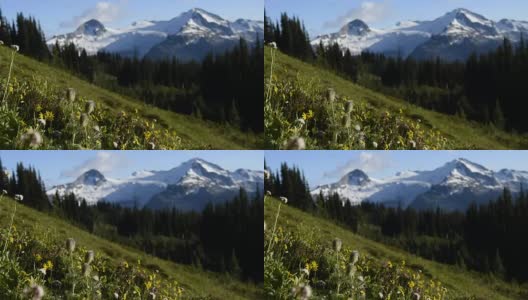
(0, 46), (261, 149)
(0, 197), (263, 299)
(265, 47), (528, 149)
(265, 197), (528, 299)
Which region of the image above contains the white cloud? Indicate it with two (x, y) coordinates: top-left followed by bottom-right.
(323, 152), (392, 179)
(323, 1), (391, 30)
(60, 0), (128, 29)
(60, 152), (128, 178)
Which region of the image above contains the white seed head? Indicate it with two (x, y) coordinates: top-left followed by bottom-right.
(20, 128), (43, 149)
(372, 141), (378, 149)
(264, 170), (270, 180)
(14, 194), (24, 201)
(264, 221), (266, 231)
(327, 88), (336, 102)
(1, 189), (7, 195)
(412, 292), (421, 300)
(350, 250), (359, 265)
(66, 238), (76, 253)
(85, 250), (95, 264)
(148, 292), (156, 300)
(23, 283), (44, 300)
(0, 40), (4, 45)
(80, 113), (89, 127)
(37, 119), (46, 127)
(93, 125), (100, 132)
(113, 141), (119, 149)
(299, 284), (312, 300)
(85, 100), (95, 114)
(38, 268), (46, 275)
(279, 196), (288, 204)
(345, 100), (354, 113)
(300, 268), (310, 277)
(266, 190), (272, 196)
(66, 88), (76, 102)
(379, 292), (384, 299)
(410, 140), (417, 149)
(114, 292), (119, 299)
(354, 124), (361, 132)
(269, 42), (277, 49)
(82, 263), (91, 277)
(11, 44), (19, 52)
(148, 142), (156, 150)
(285, 137), (306, 150)
(333, 238), (342, 252)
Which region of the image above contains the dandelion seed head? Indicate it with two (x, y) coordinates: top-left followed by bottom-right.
(345, 100), (354, 113)
(37, 119), (46, 127)
(85, 100), (95, 114)
(266, 190), (272, 196)
(66, 238), (76, 253)
(333, 238), (342, 252)
(327, 88), (336, 102)
(372, 141), (378, 149)
(300, 268), (310, 277)
(82, 263), (91, 277)
(80, 113), (89, 127)
(410, 140), (417, 149)
(11, 44), (19, 52)
(85, 250), (95, 264)
(300, 284), (312, 300)
(113, 141), (119, 149)
(114, 292), (119, 299)
(93, 125), (100, 132)
(354, 124), (361, 132)
(296, 118), (306, 126)
(285, 136), (306, 150)
(66, 88), (76, 102)
(412, 292), (421, 300)
(20, 128), (43, 149)
(264, 170), (270, 180)
(279, 196), (288, 204)
(23, 283), (44, 300)
(14, 194), (24, 201)
(350, 250), (359, 265)
(148, 142), (156, 150)
(269, 42), (277, 49)
(0, 40), (4, 45)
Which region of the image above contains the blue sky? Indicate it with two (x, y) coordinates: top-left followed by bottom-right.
(265, 0), (528, 37)
(0, 0), (263, 37)
(0, 150), (263, 188)
(265, 151), (528, 188)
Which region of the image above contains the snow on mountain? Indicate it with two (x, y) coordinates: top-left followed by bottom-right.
(312, 8), (528, 61)
(311, 158), (528, 211)
(47, 158), (264, 211)
(47, 8), (263, 61)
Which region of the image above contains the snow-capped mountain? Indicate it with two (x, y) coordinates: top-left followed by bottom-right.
(312, 8), (528, 61)
(311, 158), (528, 211)
(47, 158), (264, 211)
(47, 8), (263, 61)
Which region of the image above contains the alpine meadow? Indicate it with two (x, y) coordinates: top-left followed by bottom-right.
(0, 151), (265, 299)
(264, 151), (528, 300)
(0, 3), (263, 150)
(264, 2), (528, 150)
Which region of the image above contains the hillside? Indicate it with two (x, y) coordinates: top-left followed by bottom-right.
(264, 197), (527, 299)
(0, 45), (261, 149)
(0, 196), (263, 299)
(264, 47), (528, 149)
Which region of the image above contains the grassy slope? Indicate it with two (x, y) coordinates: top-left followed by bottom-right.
(0, 198), (263, 299)
(0, 46), (261, 149)
(265, 198), (527, 300)
(265, 47), (528, 149)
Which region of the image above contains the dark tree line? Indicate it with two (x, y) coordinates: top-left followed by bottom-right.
(266, 162), (528, 282)
(264, 11), (314, 61)
(49, 189), (263, 282)
(49, 38), (263, 132)
(0, 158), (50, 211)
(0, 9), (50, 61)
(265, 161), (313, 211)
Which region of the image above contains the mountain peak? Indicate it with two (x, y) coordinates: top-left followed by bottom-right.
(74, 169), (106, 186)
(340, 19), (370, 35)
(75, 19), (106, 36)
(340, 169), (370, 185)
